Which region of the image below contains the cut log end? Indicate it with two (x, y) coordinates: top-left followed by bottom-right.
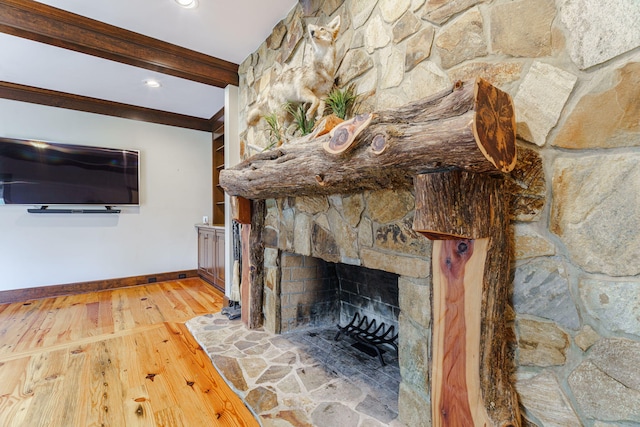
(323, 113), (373, 155)
(473, 77), (517, 173)
(370, 134), (387, 155)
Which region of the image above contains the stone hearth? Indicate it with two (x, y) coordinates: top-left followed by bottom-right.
(187, 313), (404, 427)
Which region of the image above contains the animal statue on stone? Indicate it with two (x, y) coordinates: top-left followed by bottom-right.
(246, 15), (341, 131)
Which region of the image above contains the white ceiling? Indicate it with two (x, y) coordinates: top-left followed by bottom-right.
(0, 0), (297, 120)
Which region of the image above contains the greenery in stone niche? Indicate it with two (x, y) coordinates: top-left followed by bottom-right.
(325, 83), (358, 120)
(260, 83), (361, 140)
(263, 112), (284, 150)
(286, 102), (316, 136)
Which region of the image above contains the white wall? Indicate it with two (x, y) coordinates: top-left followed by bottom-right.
(0, 99), (212, 291)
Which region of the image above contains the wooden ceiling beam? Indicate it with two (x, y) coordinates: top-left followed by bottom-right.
(0, 81), (213, 132)
(0, 0), (239, 88)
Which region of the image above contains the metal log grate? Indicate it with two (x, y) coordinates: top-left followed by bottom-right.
(335, 312), (398, 366)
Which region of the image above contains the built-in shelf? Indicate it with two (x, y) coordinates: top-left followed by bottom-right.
(212, 107), (225, 225)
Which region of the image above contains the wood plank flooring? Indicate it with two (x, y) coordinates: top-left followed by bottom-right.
(0, 278), (258, 427)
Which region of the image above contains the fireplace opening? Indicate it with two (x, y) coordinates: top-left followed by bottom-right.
(264, 251), (403, 421)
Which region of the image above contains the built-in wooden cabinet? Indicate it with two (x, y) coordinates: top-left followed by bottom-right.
(198, 226), (225, 291)
(212, 109), (225, 225)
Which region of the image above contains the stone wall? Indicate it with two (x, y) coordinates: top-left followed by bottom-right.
(239, 0), (640, 425)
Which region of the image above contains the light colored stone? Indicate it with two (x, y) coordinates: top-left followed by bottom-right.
(245, 386), (279, 413)
(360, 248), (429, 278)
(365, 15), (391, 53)
(490, 0), (555, 58)
(276, 374), (301, 394)
(560, 0), (640, 69)
(421, 0), (485, 25)
(574, 325), (599, 352)
(337, 48), (374, 85)
(513, 61), (577, 146)
(380, 47), (405, 89)
(264, 247), (279, 267)
(392, 11), (421, 43)
(551, 154), (640, 276)
(517, 318), (569, 367)
(266, 21), (287, 50)
(554, 62), (640, 149)
(366, 189), (415, 224)
(398, 313), (430, 388)
(404, 61), (451, 102)
(327, 207), (359, 259)
(398, 382), (430, 427)
(314, 213), (330, 231)
(295, 196), (329, 215)
(434, 7), (487, 69)
(311, 402), (360, 427)
(380, 0), (410, 23)
(349, 0), (379, 29)
(411, 0), (425, 12)
(513, 257), (579, 330)
(568, 361), (640, 422)
(375, 91), (406, 111)
(398, 276), (431, 328)
(448, 61), (523, 87)
(321, 0), (342, 16)
(342, 193), (365, 227)
(294, 213), (312, 256)
(358, 217), (374, 248)
(590, 338), (640, 391)
(514, 224), (555, 259)
(580, 279), (640, 337)
(404, 26), (435, 72)
(517, 371), (581, 427)
(310, 379), (364, 402)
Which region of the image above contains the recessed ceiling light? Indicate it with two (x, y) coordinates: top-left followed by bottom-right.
(144, 79), (161, 88)
(174, 0), (197, 8)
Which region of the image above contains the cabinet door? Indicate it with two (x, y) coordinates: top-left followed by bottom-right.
(198, 229), (208, 274)
(198, 228), (215, 283)
(214, 229), (225, 286)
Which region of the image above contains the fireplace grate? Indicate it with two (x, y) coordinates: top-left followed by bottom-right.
(335, 312), (398, 366)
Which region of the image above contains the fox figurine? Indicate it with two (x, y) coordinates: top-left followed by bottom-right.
(247, 15), (341, 128)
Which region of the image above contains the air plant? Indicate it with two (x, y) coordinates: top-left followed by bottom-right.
(325, 83), (358, 120)
(263, 112), (283, 150)
(286, 103), (315, 136)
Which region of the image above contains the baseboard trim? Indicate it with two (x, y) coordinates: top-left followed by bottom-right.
(0, 270), (199, 304)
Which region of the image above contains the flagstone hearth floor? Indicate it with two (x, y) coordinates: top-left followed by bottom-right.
(186, 313), (405, 427)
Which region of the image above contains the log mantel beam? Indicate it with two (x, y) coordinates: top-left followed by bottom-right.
(220, 78), (516, 200)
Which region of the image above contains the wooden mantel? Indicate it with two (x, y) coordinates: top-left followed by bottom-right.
(223, 78), (521, 427)
(220, 78), (516, 200)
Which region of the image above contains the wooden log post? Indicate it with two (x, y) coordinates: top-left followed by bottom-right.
(220, 78), (516, 200)
(240, 200), (265, 329)
(413, 170), (520, 427)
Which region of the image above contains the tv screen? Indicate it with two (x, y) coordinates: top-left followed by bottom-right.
(0, 137), (140, 206)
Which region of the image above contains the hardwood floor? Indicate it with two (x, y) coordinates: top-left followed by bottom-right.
(0, 278), (258, 427)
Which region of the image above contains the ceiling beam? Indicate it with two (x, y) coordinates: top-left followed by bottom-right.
(0, 81), (213, 132)
(0, 0), (239, 88)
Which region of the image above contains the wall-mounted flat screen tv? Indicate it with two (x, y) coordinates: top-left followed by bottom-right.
(0, 137), (140, 206)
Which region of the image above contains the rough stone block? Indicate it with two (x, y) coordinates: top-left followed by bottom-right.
(560, 0), (640, 69)
(551, 153), (640, 276)
(490, 0), (555, 57)
(513, 61), (577, 146)
(554, 62), (640, 149)
(580, 279), (640, 337)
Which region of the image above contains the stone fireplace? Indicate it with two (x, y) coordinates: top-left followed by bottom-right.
(259, 191), (433, 425)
